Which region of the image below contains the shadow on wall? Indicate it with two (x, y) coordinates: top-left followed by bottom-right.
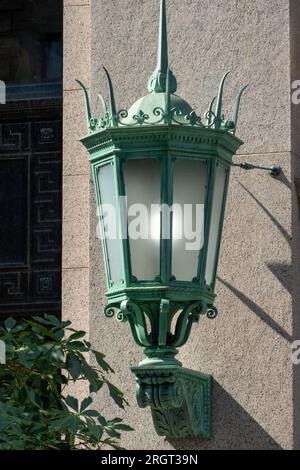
(238, 182), (292, 247)
(238, 177), (300, 449)
(208, 175), (300, 450)
(218, 278), (292, 343)
(171, 172), (299, 450)
(292, 162), (300, 450)
(170, 173), (296, 450)
(169, 381), (282, 450)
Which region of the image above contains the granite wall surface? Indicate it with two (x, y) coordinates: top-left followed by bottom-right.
(63, 0), (300, 449)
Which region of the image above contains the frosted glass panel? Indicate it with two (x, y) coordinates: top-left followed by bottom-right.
(97, 164), (123, 285)
(123, 159), (161, 281)
(205, 164), (227, 286)
(172, 159), (207, 282)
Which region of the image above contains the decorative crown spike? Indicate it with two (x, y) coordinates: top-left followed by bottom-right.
(77, 0), (248, 135)
(147, 0), (177, 94)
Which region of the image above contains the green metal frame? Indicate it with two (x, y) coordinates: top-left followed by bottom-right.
(84, 126), (242, 304)
(82, 126), (242, 438)
(78, 0), (246, 439)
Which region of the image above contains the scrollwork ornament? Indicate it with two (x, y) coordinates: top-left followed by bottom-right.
(116, 311), (128, 323)
(170, 106), (184, 125)
(152, 106), (167, 124)
(207, 305), (218, 320)
(85, 104), (238, 131)
(97, 112), (112, 130)
(104, 306), (116, 319)
(133, 110), (150, 125)
(185, 111), (203, 127)
(97, 118), (106, 130)
(204, 110), (217, 128)
(89, 118), (98, 132)
(104, 303), (129, 323)
(116, 109), (129, 126)
(191, 303), (203, 323)
(153, 106), (165, 118)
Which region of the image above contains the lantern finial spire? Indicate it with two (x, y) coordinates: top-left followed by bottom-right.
(157, 0), (168, 75)
(148, 0), (177, 94)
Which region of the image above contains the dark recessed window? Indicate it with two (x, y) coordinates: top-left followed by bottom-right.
(0, 0), (63, 319)
(0, 0), (63, 100)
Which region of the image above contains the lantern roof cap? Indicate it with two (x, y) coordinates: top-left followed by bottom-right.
(123, 92), (193, 126)
(77, 0), (248, 135)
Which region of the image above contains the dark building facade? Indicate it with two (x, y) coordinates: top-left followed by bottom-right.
(0, 0), (63, 319)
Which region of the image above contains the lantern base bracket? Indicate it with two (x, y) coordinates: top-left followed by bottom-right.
(131, 364), (212, 439)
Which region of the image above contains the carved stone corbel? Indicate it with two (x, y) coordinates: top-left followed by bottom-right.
(131, 365), (212, 439)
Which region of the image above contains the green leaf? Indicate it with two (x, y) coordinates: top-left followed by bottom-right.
(49, 415), (72, 431)
(43, 314), (61, 327)
(66, 414), (83, 433)
(18, 345), (41, 362)
(17, 350), (35, 368)
(50, 345), (65, 365)
(82, 409), (99, 418)
(89, 380), (104, 394)
(25, 387), (42, 408)
(0, 314), (130, 449)
(86, 420), (103, 440)
(68, 331), (86, 341)
(80, 397), (93, 413)
(98, 415), (107, 426)
(105, 427), (121, 439)
(32, 316), (54, 326)
(64, 395), (79, 412)
(114, 424), (134, 432)
(60, 320), (72, 328)
(11, 323), (27, 333)
(107, 418), (123, 425)
(67, 341), (88, 352)
(80, 359), (99, 385)
(66, 353), (82, 381)
(26, 321), (60, 341)
(55, 374), (68, 385)
(4, 318), (16, 331)
(107, 383), (125, 409)
(53, 328), (65, 340)
(93, 351), (114, 373)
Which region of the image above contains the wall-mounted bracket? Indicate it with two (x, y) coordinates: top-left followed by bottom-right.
(105, 299), (214, 439)
(131, 364), (212, 439)
(232, 162), (282, 178)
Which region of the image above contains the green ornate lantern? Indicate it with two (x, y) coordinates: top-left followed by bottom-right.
(78, 0), (248, 439)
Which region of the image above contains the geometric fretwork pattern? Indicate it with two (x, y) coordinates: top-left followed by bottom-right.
(0, 101), (62, 319)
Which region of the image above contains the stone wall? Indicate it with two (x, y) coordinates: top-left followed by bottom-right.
(63, 0), (91, 397)
(63, 0), (300, 449)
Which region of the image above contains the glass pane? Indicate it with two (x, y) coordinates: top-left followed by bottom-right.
(205, 164), (227, 286)
(97, 164), (123, 285)
(123, 159), (161, 281)
(172, 159), (207, 282)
